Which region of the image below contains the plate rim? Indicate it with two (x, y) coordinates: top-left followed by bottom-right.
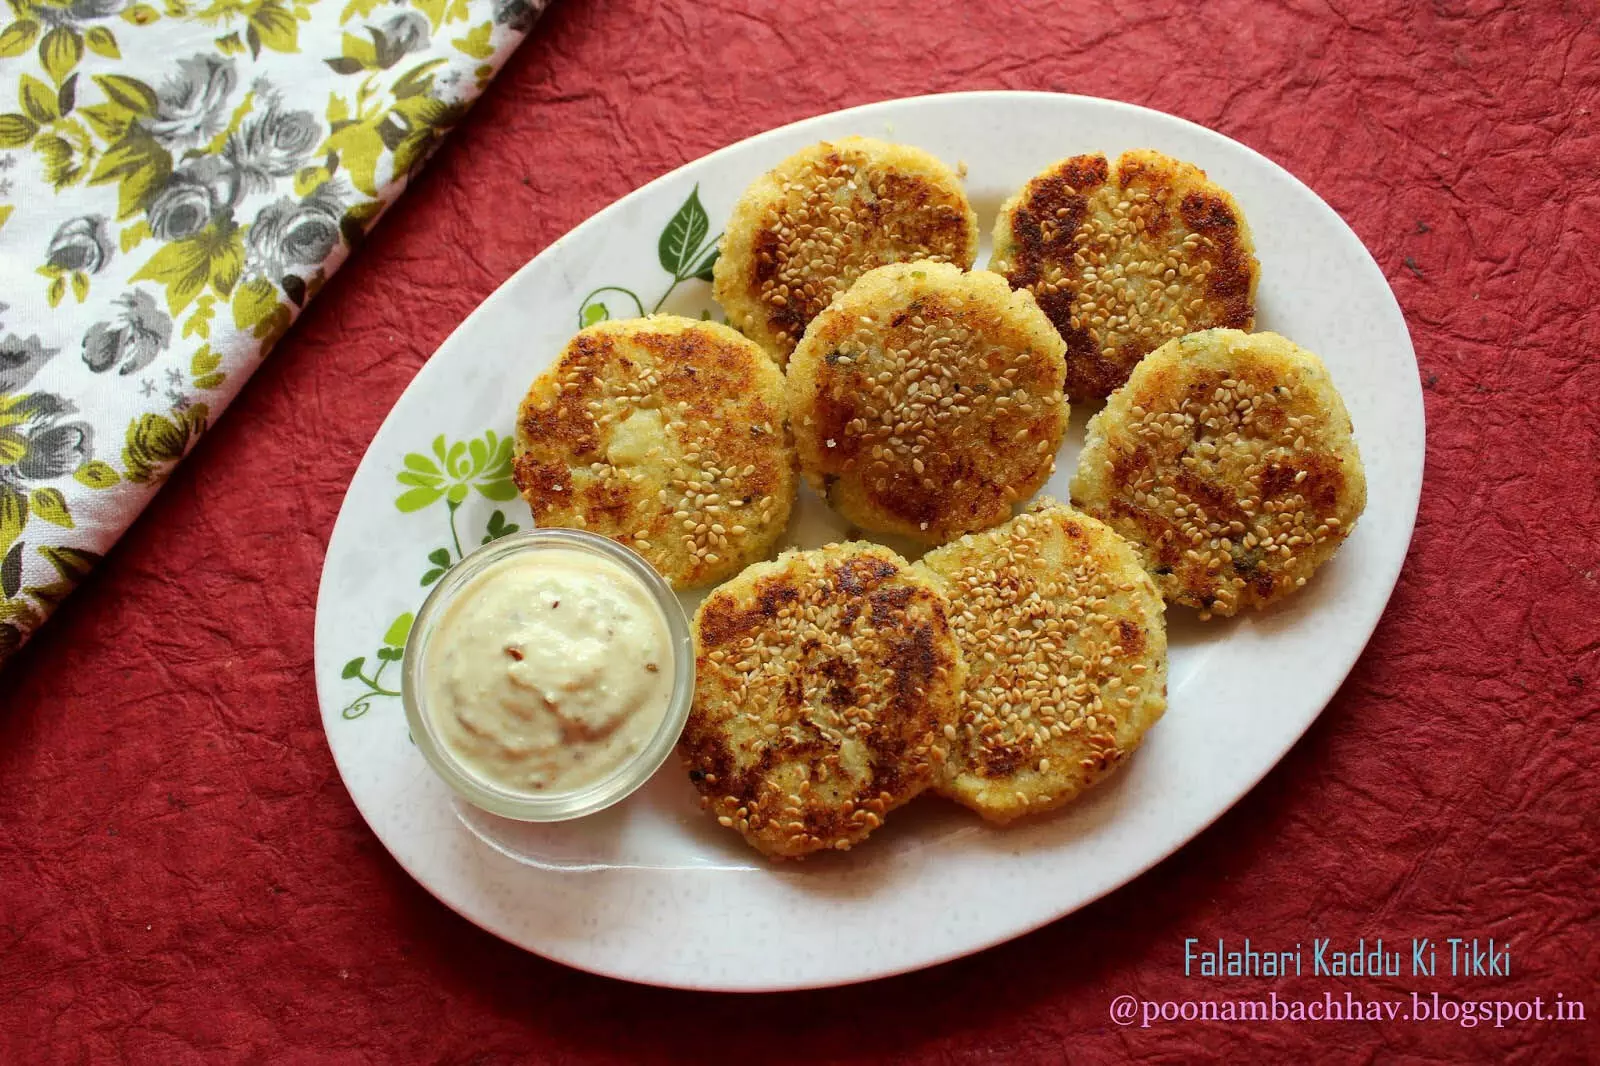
(314, 88), (1425, 991)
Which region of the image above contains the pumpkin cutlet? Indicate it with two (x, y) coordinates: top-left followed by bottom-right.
(680, 542), (966, 858)
(512, 315), (796, 590)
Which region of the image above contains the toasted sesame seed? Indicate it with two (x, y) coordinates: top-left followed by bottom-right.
(996, 153), (1252, 401)
(793, 264), (1067, 540)
(682, 544), (963, 856)
(741, 146), (976, 356)
(1075, 332), (1362, 616)
(512, 319), (794, 587)
(923, 504), (1163, 820)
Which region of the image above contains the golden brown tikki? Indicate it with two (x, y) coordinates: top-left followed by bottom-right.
(918, 501), (1167, 824)
(680, 543), (966, 858)
(1072, 329), (1366, 617)
(990, 149), (1259, 403)
(787, 261), (1068, 544)
(714, 137), (979, 363)
(511, 316), (796, 590)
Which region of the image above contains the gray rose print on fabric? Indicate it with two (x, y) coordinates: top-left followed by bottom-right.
(247, 181), (351, 282)
(23, 0), (127, 50)
(146, 158), (239, 241)
(0, 338), (89, 483)
(325, 11), (431, 73)
(52, 0), (127, 22)
(45, 217), (114, 276)
(224, 103), (321, 195)
(147, 55), (239, 153)
(135, 59), (248, 245)
(133, 76), (330, 255)
(0, 333), (108, 623)
(82, 292), (173, 376)
(375, 12), (430, 63)
(0, 0), (550, 666)
(0, 335), (59, 394)
(0, 336), (93, 562)
(494, 0), (536, 32)
(4, 394), (94, 483)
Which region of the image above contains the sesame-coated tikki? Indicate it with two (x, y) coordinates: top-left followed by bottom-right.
(1072, 329), (1366, 617)
(991, 149), (1259, 403)
(787, 261), (1069, 544)
(714, 137), (979, 364)
(511, 316), (797, 590)
(918, 500), (1168, 824)
(680, 543), (966, 858)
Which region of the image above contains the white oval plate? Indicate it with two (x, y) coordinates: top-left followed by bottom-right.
(315, 91), (1422, 991)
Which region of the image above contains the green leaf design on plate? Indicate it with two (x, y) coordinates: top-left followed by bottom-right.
(586, 188), (723, 321)
(659, 184), (709, 279)
(394, 486), (442, 512)
(480, 509), (518, 544)
(355, 427), (523, 721)
(397, 430), (515, 509)
(382, 612), (413, 647)
(475, 479), (517, 502)
(693, 247), (719, 282)
(404, 451), (441, 476)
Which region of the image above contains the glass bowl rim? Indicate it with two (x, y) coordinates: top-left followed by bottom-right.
(401, 527), (695, 822)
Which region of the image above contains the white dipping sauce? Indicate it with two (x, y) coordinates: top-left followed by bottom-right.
(423, 548), (674, 794)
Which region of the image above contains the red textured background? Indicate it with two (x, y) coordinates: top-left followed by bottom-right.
(3, 0), (1597, 1061)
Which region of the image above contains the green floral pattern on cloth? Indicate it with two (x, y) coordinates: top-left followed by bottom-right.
(0, 0), (550, 666)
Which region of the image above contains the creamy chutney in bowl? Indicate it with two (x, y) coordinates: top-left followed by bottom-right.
(402, 529), (693, 821)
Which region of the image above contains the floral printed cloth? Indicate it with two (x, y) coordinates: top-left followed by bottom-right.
(0, 0), (548, 665)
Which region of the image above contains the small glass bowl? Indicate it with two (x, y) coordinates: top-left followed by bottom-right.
(401, 527), (694, 822)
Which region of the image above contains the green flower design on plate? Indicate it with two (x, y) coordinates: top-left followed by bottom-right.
(395, 428), (517, 560)
(337, 427), (522, 720)
(338, 182), (725, 722)
(396, 428), (516, 511)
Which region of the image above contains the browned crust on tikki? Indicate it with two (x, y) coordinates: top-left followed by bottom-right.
(512, 316), (796, 589)
(1071, 329), (1367, 616)
(680, 543), (966, 858)
(714, 137), (978, 363)
(991, 149), (1259, 402)
(917, 500), (1167, 824)
(787, 261), (1068, 544)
